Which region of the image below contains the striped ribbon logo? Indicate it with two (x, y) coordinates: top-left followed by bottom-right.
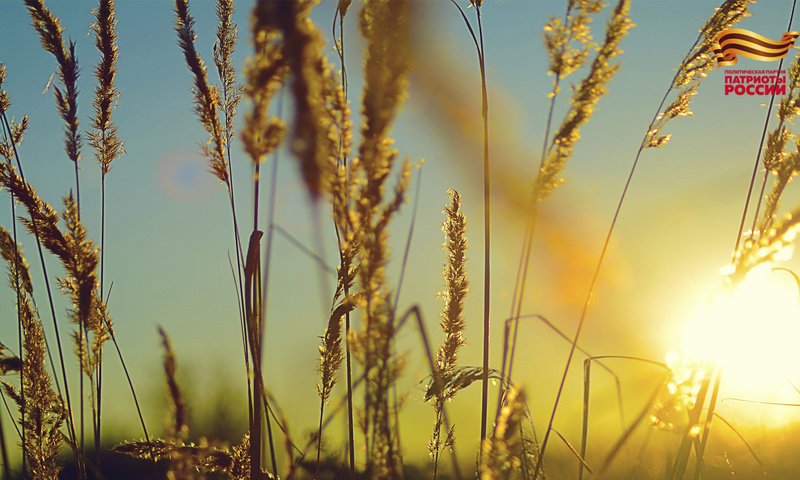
(713, 28), (800, 67)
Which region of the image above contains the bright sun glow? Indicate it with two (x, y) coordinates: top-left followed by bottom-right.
(677, 263), (800, 425)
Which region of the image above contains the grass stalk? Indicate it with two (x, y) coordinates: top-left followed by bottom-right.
(0, 111), (80, 472)
(96, 174), (105, 456)
(476, 3), (492, 447)
(217, 2), (251, 425)
(578, 359), (590, 480)
(331, 6), (356, 473)
(449, 0), (491, 446)
(91, 0), (124, 455)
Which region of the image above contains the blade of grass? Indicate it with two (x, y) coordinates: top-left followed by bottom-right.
(273, 224), (337, 277)
(713, 413), (765, 472)
(553, 428), (593, 476)
(598, 375), (669, 477)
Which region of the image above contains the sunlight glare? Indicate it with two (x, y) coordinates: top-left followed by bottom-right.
(677, 263), (800, 417)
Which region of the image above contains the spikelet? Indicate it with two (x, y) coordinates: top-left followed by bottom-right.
(0, 227), (32, 299)
(0, 64), (9, 112)
(242, 2), (287, 165)
(729, 205), (800, 283)
(643, 1), (751, 151)
(645, 85), (697, 149)
(424, 366), (497, 403)
(479, 387), (528, 480)
(252, 0), (336, 200)
(358, 0), (411, 177)
(158, 327), (200, 480)
(213, 0), (243, 145)
(755, 129), (794, 229)
(0, 161), (71, 268)
(0, 341), (21, 375)
(90, 298), (111, 373)
(59, 194), (110, 379)
(534, 0), (633, 199)
(436, 189), (469, 383)
(0, 230), (64, 480)
(543, 0), (604, 82)
(429, 189), (468, 477)
(89, 0), (124, 175)
(0, 115), (30, 163)
(0, 163), (108, 377)
(60, 194), (98, 333)
(0, 65), (29, 158)
(329, 65), (356, 248)
(174, 0), (229, 187)
(778, 55), (800, 121)
(24, 0), (81, 165)
(674, 0), (752, 88)
(317, 293), (361, 402)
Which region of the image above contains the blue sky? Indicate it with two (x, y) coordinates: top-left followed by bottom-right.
(0, 0), (799, 467)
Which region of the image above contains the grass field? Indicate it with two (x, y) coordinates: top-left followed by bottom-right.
(2, 0), (800, 478)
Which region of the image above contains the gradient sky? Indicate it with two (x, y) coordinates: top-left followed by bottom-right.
(0, 0), (799, 470)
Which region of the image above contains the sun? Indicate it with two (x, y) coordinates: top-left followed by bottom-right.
(676, 263), (800, 424)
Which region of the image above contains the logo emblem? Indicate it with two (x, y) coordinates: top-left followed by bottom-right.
(713, 29), (799, 67)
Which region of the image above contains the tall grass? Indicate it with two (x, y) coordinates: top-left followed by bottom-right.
(88, 0), (123, 458)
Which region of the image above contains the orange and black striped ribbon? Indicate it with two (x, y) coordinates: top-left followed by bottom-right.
(713, 28), (800, 67)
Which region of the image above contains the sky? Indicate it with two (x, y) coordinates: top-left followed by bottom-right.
(1, 0), (800, 472)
